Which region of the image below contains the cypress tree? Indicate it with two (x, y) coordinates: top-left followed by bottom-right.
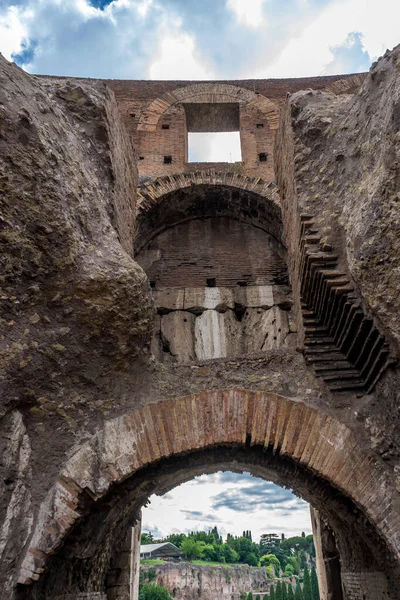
(263, 595), (269, 600)
(269, 585), (275, 600)
(281, 581), (288, 600)
(287, 584), (295, 600)
(256, 595), (261, 600)
(302, 565), (312, 600)
(275, 581), (282, 600)
(310, 566), (319, 600)
(294, 583), (303, 600)
(248, 593), (254, 600)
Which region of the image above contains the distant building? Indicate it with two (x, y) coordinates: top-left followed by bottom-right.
(140, 542), (181, 561)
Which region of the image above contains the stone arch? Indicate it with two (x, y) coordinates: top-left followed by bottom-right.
(137, 171), (280, 210)
(324, 73), (367, 95)
(135, 172), (283, 254)
(18, 388), (400, 587)
(137, 83), (280, 132)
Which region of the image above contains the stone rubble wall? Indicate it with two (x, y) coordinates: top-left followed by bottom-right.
(142, 562), (283, 600)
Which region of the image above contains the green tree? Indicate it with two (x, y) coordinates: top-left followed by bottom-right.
(248, 593), (254, 600)
(310, 566), (319, 600)
(265, 564), (275, 579)
(284, 564), (294, 577)
(141, 532), (154, 544)
(256, 595), (261, 600)
(287, 557), (299, 575)
(298, 551), (307, 570)
(263, 595), (269, 600)
(260, 533), (280, 554)
(275, 581), (282, 600)
(165, 533), (186, 548)
(287, 584), (295, 600)
(282, 582), (288, 600)
(245, 552), (259, 566)
(223, 543), (239, 564)
(269, 586), (275, 600)
(139, 584), (171, 600)
(302, 565), (312, 600)
(201, 543), (218, 562)
(180, 538), (205, 561)
(259, 554), (281, 576)
(294, 583), (303, 600)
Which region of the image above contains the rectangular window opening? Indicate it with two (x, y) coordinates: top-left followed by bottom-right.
(164, 155), (172, 164)
(256, 123), (264, 129)
(188, 132), (242, 163)
(161, 123), (170, 130)
(259, 152), (267, 162)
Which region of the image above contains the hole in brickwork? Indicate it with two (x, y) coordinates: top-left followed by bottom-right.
(139, 156), (145, 160)
(206, 278), (216, 287)
(256, 123), (264, 129)
(233, 302), (246, 322)
(162, 123), (170, 130)
(237, 281), (247, 287)
(164, 156), (172, 164)
(130, 113), (136, 118)
(188, 132), (242, 163)
(259, 152), (267, 162)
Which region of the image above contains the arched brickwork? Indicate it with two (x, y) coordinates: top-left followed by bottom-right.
(137, 171), (280, 211)
(324, 73), (367, 95)
(137, 83), (280, 132)
(18, 388), (400, 587)
(135, 174), (284, 254)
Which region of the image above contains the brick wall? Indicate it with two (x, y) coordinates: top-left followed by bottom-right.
(341, 571), (389, 599)
(106, 75), (365, 183)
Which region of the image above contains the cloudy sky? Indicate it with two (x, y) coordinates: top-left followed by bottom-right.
(0, 0), (399, 81)
(142, 471), (312, 543)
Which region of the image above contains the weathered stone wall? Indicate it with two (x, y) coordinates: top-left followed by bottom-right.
(2, 44), (400, 600)
(0, 55), (155, 595)
(341, 572), (389, 600)
(142, 562), (283, 600)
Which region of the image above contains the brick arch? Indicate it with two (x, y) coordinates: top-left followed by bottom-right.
(137, 83), (280, 132)
(135, 173), (285, 254)
(137, 170), (280, 213)
(18, 388), (400, 585)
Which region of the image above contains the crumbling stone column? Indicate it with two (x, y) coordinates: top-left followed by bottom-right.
(130, 514), (142, 600)
(106, 514), (141, 600)
(310, 507), (329, 600)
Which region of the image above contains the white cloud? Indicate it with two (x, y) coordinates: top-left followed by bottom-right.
(142, 472), (311, 542)
(0, 5), (28, 61)
(148, 31), (215, 80)
(250, 0), (400, 78)
(227, 0), (265, 29)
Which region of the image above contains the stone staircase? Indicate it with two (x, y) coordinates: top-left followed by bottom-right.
(299, 215), (392, 393)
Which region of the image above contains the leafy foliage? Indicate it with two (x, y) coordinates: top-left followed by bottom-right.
(139, 584), (171, 600)
(302, 564), (312, 600)
(311, 565), (319, 600)
(259, 554), (281, 576)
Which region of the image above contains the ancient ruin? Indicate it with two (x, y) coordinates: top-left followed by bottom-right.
(0, 42), (400, 600)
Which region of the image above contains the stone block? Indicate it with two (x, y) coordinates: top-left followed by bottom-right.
(242, 306), (289, 352)
(195, 310), (241, 359)
(153, 288), (184, 311)
(183, 287), (235, 311)
(236, 285), (274, 308)
(160, 312), (196, 362)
